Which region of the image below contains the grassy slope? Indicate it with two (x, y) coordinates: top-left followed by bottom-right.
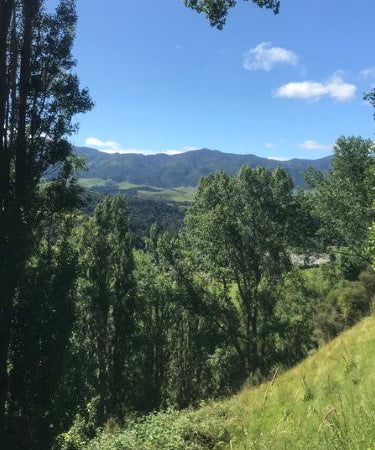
(84, 315), (375, 450)
(223, 314), (375, 449)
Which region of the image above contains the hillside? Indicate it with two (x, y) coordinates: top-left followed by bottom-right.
(75, 147), (332, 189)
(82, 314), (375, 449)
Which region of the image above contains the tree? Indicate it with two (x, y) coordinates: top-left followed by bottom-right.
(370, 224), (375, 268)
(184, 0), (280, 29)
(311, 136), (375, 278)
(364, 88), (375, 119)
(6, 199), (80, 450)
(74, 195), (135, 423)
(0, 0), (92, 438)
(184, 166), (297, 376)
(132, 228), (232, 410)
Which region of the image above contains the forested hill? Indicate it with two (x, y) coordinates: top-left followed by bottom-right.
(75, 147), (332, 188)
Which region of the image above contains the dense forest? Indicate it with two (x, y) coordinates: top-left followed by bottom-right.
(0, 1), (375, 450)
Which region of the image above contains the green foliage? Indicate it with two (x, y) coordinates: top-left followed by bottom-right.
(9, 155), (375, 449)
(369, 222), (375, 267)
(6, 134), (375, 450)
(184, 166), (297, 375)
(79, 192), (185, 248)
(364, 88), (375, 119)
(133, 231), (238, 410)
(313, 268), (375, 344)
(6, 210), (79, 449)
(273, 269), (316, 366)
(127, 198), (184, 248)
(73, 195), (136, 423)
(0, 0), (92, 443)
(310, 136), (375, 277)
(81, 315), (375, 450)
(80, 407), (230, 450)
(183, 0), (280, 29)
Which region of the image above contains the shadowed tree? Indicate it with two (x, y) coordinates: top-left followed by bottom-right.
(75, 195), (135, 424)
(0, 0), (92, 441)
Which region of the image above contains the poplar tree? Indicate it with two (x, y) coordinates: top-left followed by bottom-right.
(75, 195), (135, 423)
(185, 166), (297, 375)
(0, 0), (92, 439)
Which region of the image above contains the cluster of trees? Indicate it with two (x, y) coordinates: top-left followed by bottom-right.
(1, 1), (375, 449)
(82, 192), (184, 248)
(0, 1), (282, 446)
(0, 1), (92, 447)
(3, 134), (375, 450)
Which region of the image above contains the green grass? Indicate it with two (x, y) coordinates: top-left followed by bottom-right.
(220, 313), (375, 449)
(79, 177), (196, 203)
(78, 178), (118, 189)
(117, 181), (138, 190)
(80, 314), (375, 449)
(128, 185), (196, 202)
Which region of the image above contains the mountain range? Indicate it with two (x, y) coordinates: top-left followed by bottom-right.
(75, 147), (332, 188)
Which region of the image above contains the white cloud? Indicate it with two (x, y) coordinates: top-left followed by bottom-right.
(267, 156), (290, 161)
(299, 140), (332, 151)
(85, 137), (120, 151)
(360, 67), (375, 78)
(264, 142), (273, 149)
(275, 73), (357, 102)
(85, 137), (199, 155)
(243, 42), (298, 72)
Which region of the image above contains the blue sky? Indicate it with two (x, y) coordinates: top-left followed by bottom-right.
(68, 0), (375, 160)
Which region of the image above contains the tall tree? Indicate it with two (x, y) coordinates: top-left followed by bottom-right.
(0, 0), (92, 438)
(6, 193), (80, 450)
(311, 136), (375, 278)
(75, 195), (135, 423)
(184, 166), (297, 375)
(136, 229), (225, 409)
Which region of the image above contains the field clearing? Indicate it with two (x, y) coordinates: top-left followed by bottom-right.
(78, 178), (196, 203)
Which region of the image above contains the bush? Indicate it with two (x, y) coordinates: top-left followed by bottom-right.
(81, 408), (231, 450)
(314, 268), (375, 343)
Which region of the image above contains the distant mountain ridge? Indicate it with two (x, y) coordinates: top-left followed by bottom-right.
(75, 147), (332, 188)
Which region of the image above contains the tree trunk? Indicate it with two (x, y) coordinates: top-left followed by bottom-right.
(0, 0), (13, 209)
(0, 0), (14, 437)
(250, 296), (258, 373)
(0, 0), (12, 155)
(0, 2), (39, 440)
(15, 0), (38, 204)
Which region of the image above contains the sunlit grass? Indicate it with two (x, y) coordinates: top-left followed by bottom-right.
(78, 178), (118, 189)
(78, 178), (196, 203)
(197, 314), (375, 449)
